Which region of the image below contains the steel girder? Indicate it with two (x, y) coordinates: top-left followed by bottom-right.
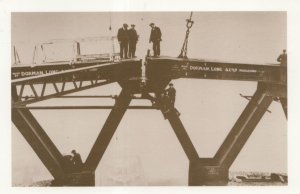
(163, 109), (199, 161)
(84, 89), (132, 171)
(214, 83), (274, 168)
(11, 99), (66, 181)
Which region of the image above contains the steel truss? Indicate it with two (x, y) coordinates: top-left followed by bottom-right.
(11, 57), (287, 186)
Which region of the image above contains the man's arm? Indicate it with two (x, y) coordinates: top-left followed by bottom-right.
(157, 27), (162, 40)
(149, 29), (153, 43)
(134, 30), (138, 41)
(117, 28), (121, 42)
(277, 54), (282, 62)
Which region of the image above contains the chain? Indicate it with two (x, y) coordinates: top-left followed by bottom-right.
(178, 12), (194, 58)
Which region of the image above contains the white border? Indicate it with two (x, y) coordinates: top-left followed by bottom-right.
(1, 0), (300, 194)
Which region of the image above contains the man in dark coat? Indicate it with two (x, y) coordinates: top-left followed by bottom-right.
(117, 23), (129, 59)
(149, 23), (162, 57)
(128, 24), (138, 58)
(166, 83), (176, 107)
(277, 49), (287, 66)
(277, 49), (287, 82)
(71, 149), (83, 171)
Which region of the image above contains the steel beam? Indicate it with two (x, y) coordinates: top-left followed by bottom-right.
(280, 97), (287, 118)
(14, 80), (113, 106)
(11, 61), (118, 83)
(12, 99), (66, 181)
(164, 108), (199, 161)
(16, 106), (155, 110)
(214, 84), (274, 168)
(146, 56), (282, 83)
(84, 89), (132, 171)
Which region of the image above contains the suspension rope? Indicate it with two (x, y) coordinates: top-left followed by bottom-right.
(178, 12), (194, 58)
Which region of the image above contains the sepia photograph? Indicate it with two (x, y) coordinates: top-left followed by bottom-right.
(10, 11), (288, 187)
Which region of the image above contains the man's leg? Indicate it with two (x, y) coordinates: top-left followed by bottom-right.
(124, 42), (128, 59)
(153, 42), (157, 56)
(128, 42), (132, 58)
(157, 41), (160, 56)
(120, 43), (123, 59)
(132, 42), (136, 57)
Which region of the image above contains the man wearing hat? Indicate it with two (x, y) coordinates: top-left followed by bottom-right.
(166, 83), (176, 107)
(277, 49), (287, 82)
(71, 149), (83, 171)
(277, 49), (287, 66)
(128, 24), (139, 58)
(149, 23), (162, 57)
(117, 23), (129, 59)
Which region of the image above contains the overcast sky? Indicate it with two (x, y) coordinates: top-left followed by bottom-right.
(11, 12), (287, 186)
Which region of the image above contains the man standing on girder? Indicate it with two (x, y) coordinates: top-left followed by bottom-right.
(277, 49), (287, 82)
(117, 23), (129, 59)
(277, 49), (287, 66)
(149, 23), (162, 57)
(128, 24), (138, 58)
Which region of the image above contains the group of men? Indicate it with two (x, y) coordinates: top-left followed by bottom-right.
(117, 24), (138, 59)
(117, 22), (162, 59)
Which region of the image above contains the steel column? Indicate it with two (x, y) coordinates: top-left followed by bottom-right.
(214, 84), (274, 168)
(164, 108), (199, 161)
(84, 89), (132, 171)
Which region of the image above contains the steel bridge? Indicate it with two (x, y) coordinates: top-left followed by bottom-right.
(11, 52), (287, 185)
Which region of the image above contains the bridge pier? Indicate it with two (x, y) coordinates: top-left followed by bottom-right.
(189, 159), (228, 186)
(52, 171), (95, 186)
(164, 108), (229, 185)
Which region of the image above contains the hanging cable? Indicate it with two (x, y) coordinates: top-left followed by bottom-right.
(178, 12), (194, 58)
(109, 13), (116, 60)
(109, 13), (112, 31)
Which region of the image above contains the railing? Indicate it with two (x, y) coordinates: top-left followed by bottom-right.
(12, 36), (120, 66)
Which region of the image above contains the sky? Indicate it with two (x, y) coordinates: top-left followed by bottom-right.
(11, 12), (287, 186)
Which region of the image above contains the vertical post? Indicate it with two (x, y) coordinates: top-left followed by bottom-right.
(13, 46), (20, 65)
(75, 41), (81, 61)
(84, 89), (132, 171)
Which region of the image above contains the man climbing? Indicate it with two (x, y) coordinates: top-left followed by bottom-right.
(166, 83), (176, 107)
(71, 149), (83, 171)
(161, 83), (180, 119)
(161, 91), (171, 118)
(149, 23), (162, 57)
